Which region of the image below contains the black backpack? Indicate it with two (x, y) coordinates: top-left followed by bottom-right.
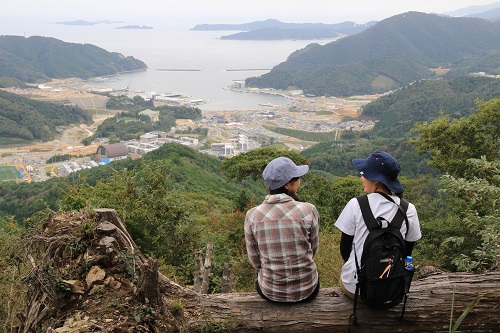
(351, 193), (410, 323)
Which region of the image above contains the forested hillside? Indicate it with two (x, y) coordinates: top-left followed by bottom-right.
(0, 76), (29, 88)
(300, 76), (499, 177)
(246, 12), (500, 97)
(0, 89), (92, 144)
(364, 76), (500, 137)
(0, 35), (146, 82)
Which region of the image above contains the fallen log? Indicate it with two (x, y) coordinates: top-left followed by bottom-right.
(184, 271), (500, 333)
(18, 209), (500, 333)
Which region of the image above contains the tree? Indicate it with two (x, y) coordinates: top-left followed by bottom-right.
(413, 98), (500, 178)
(220, 147), (309, 182)
(413, 98), (500, 272)
(439, 157), (500, 271)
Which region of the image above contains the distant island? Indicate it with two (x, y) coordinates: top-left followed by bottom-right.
(192, 19), (376, 40)
(220, 28), (342, 40)
(54, 20), (124, 25)
(117, 25), (153, 30)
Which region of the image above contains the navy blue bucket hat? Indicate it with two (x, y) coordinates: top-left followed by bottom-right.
(352, 151), (404, 194)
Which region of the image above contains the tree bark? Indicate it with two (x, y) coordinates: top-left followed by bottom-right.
(193, 249), (203, 293)
(222, 263), (233, 293)
(137, 257), (162, 306)
(200, 243), (213, 294)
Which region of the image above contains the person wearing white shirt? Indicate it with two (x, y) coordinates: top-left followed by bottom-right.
(335, 151), (422, 299)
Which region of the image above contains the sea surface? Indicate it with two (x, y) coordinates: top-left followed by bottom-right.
(1, 19), (339, 110)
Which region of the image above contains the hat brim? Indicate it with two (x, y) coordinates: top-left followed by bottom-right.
(293, 165), (309, 178)
(352, 158), (404, 193)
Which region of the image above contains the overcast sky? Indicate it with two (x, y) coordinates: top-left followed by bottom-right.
(1, 0), (499, 24)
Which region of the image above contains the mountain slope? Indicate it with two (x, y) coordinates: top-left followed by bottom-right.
(0, 35), (147, 82)
(363, 76), (500, 138)
(0, 89), (92, 143)
(246, 12), (500, 97)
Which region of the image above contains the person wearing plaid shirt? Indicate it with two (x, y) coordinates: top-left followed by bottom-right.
(245, 157), (320, 303)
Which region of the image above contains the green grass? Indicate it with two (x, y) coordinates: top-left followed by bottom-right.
(0, 166), (21, 181)
(262, 125), (340, 142)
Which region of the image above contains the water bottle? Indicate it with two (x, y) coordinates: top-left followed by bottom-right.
(404, 256), (415, 294)
(405, 256), (415, 272)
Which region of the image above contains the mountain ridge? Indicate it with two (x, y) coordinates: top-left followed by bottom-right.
(245, 12), (500, 97)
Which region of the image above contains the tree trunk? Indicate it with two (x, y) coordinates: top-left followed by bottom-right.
(200, 243), (213, 294)
(157, 269), (500, 332)
(222, 263), (233, 293)
(193, 249), (203, 293)
(137, 257), (162, 306)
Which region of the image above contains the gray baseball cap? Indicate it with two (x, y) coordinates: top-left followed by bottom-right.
(262, 157), (309, 190)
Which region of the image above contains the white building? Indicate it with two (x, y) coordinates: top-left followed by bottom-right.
(211, 143), (234, 156)
(140, 133), (159, 141)
(238, 134), (249, 152)
(287, 90), (303, 96)
(139, 109), (160, 122)
(232, 81), (245, 89)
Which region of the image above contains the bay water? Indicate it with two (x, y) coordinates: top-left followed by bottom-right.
(1, 20), (338, 110)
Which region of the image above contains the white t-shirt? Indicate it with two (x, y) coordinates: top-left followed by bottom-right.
(334, 193), (422, 294)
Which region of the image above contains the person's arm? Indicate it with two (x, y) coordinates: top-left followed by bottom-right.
(405, 241), (415, 257)
(310, 207), (320, 256)
(404, 202), (420, 258)
(340, 232), (354, 263)
(244, 218), (261, 270)
(335, 198), (358, 263)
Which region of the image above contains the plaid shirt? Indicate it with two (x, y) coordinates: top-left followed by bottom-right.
(244, 194), (319, 302)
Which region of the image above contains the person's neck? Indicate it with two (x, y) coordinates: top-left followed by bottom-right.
(374, 190), (391, 195)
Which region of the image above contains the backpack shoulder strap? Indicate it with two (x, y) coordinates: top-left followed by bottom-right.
(388, 198), (408, 229)
(376, 192), (410, 236)
(356, 195), (379, 232)
(396, 198), (410, 237)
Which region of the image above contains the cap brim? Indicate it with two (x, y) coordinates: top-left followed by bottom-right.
(294, 165), (309, 178)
